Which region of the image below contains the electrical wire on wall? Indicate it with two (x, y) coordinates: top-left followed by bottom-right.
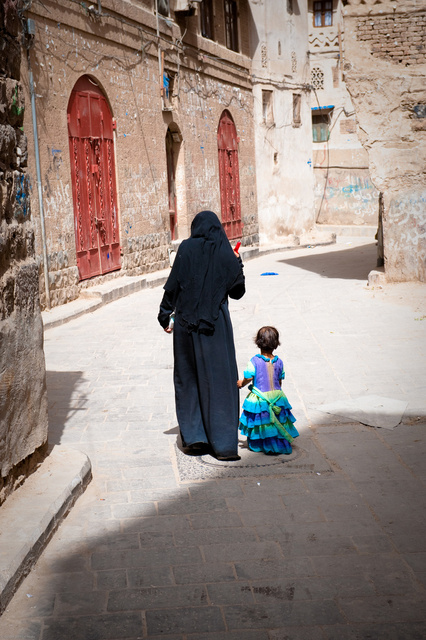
(23, 0), (260, 122)
(311, 85), (349, 224)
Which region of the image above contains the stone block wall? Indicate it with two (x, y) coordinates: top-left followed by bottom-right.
(356, 12), (426, 65)
(342, 0), (426, 281)
(21, 0), (258, 308)
(0, 0), (49, 504)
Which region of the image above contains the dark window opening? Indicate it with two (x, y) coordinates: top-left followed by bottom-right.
(163, 71), (175, 110)
(157, 0), (169, 17)
(166, 129), (177, 240)
(314, 1), (332, 27)
(293, 94), (301, 127)
(224, 0), (239, 52)
(200, 0), (214, 40)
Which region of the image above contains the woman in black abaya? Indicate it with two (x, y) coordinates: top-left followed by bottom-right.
(158, 210), (245, 461)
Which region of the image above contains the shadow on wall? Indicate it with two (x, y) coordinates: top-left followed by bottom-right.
(279, 243), (377, 281)
(246, 0), (260, 58)
(46, 371), (88, 446)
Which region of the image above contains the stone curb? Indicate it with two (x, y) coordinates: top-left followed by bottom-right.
(42, 237), (337, 331)
(0, 447), (92, 615)
(368, 267), (386, 287)
(42, 272), (171, 330)
(314, 224), (377, 238)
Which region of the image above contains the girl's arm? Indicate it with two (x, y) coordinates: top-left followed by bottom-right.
(237, 377), (252, 389)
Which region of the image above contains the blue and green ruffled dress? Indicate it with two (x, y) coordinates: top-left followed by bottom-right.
(239, 354), (298, 454)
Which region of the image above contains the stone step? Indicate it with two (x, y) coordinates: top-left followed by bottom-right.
(0, 447), (91, 615)
(316, 224), (377, 238)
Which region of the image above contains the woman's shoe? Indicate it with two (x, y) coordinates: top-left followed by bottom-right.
(184, 442), (210, 455)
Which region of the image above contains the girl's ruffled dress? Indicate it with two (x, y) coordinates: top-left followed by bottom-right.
(239, 354), (298, 454)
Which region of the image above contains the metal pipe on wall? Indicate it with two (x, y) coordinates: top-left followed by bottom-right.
(27, 50), (51, 310)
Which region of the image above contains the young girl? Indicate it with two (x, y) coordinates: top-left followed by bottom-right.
(237, 326), (298, 455)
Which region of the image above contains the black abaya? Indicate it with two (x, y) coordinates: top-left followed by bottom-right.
(158, 211), (245, 458)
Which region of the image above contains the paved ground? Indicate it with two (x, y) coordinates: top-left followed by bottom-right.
(1, 239), (426, 640)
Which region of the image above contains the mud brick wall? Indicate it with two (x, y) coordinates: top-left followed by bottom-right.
(356, 12), (426, 65)
(0, 0), (48, 504)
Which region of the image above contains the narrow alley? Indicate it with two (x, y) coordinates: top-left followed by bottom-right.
(1, 240), (426, 639)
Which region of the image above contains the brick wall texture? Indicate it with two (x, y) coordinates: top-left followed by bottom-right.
(356, 12), (426, 65)
(21, 0), (258, 308)
(343, 2), (426, 282)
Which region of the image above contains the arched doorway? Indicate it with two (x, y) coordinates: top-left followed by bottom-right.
(67, 75), (121, 280)
(217, 110), (242, 239)
(165, 128), (177, 240)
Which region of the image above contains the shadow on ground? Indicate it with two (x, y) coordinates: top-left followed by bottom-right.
(279, 243), (378, 280)
(46, 371), (87, 446)
(1, 408), (426, 639)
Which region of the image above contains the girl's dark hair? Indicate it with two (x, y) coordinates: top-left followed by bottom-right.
(255, 326), (280, 351)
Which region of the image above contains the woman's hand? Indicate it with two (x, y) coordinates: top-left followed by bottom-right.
(164, 327), (173, 334)
(237, 379), (243, 388)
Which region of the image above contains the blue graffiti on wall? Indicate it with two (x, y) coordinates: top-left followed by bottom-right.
(15, 173), (29, 217)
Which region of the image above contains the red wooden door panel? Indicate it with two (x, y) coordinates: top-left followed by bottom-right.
(68, 76), (121, 280)
(217, 110), (242, 240)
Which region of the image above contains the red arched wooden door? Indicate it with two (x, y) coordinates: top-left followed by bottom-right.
(67, 76), (121, 280)
(217, 110), (242, 239)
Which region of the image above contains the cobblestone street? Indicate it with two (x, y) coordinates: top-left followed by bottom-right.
(1, 240), (426, 640)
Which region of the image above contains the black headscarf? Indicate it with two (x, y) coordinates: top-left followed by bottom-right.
(164, 211), (243, 334)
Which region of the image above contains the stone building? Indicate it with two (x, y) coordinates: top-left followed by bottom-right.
(308, 0), (379, 230)
(342, 0), (426, 281)
(248, 0), (315, 245)
(0, 0), (48, 504)
(20, 0), (259, 309)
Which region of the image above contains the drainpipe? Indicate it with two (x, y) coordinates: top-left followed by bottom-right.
(27, 49), (51, 309)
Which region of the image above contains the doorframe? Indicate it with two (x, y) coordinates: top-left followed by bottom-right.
(165, 123), (187, 240)
(67, 74), (121, 280)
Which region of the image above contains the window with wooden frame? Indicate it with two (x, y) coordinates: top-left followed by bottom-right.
(224, 0), (239, 52)
(312, 108), (333, 142)
(313, 1), (332, 27)
(200, 0), (214, 40)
